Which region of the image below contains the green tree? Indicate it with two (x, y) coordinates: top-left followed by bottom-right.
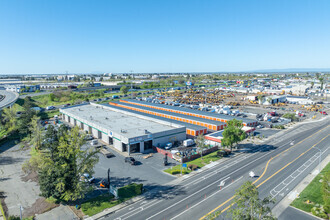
(49, 93), (55, 102)
(266, 97), (273, 105)
(39, 126), (99, 202)
(322, 170), (330, 214)
(2, 105), (18, 132)
(319, 78), (324, 90)
(222, 119), (246, 151)
(29, 115), (44, 150)
(120, 85), (129, 95)
(311, 81), (314, 88)
(257, 95), (263, 104)
(196, 134), (208, 160)
(19, 97), (37, 136)
(227, 181), (276, 220)
(316, 72), (320, 79)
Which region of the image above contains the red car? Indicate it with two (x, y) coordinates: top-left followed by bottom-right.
(320, 111), (328, 115)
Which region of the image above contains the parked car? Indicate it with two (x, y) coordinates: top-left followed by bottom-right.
(91, 139), (98, 146)
(64, 103), (71, 107)
(85, 135), (93, 140)
(125, 157), (136, 165)
(80, 173), (95, 183)
(165, 143), (173, 150)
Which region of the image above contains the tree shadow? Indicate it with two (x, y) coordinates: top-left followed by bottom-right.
(0, 156), (25, 165)
(235, 143), (277, 154)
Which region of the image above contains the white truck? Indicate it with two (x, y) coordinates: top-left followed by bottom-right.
(183, 139), (194, 147)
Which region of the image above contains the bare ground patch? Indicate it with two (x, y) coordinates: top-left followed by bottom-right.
(23, 197), (59, 218)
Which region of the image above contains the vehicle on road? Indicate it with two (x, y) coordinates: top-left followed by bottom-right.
(64, 103), (71, 107)
(125, 157), (137, 165)
(46, 106), (56, 110)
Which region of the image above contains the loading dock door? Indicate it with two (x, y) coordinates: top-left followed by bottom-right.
(144, 140), (153, 150)
(130, 143), (140, 153)
(122, 143), (127, 152)
(98, 130), (102, 139)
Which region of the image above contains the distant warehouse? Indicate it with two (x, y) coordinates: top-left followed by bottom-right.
(60, 103), (186, 154)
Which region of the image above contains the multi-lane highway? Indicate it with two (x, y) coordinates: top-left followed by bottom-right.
(104, 118), (329, 220)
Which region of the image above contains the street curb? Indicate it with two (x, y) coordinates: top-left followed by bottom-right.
(272, 154), (330, 219)
(89, 152), (244, 219)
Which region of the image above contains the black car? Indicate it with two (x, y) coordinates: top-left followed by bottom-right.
(125, 157), (136, 165)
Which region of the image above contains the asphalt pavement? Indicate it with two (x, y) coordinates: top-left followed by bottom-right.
(102, 117), (329, 220)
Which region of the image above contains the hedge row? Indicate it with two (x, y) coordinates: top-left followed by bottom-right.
(117, 183), (143, 199)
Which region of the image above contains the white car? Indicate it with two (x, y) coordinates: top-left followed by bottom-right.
(80, 173), (95, 183)
(165, 143), (173, 150)
(46, 106), (56, 110)
(91, 139), (98, 146)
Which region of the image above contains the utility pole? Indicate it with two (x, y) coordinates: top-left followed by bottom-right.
(130, 70), (133, 99)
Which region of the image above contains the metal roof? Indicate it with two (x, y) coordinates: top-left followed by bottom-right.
(112, 101), (226, 127)
(123, 99), (257, 124)
(103, 104), (206, 132)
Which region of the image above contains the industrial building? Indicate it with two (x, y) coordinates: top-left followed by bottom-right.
(286, 96), (314, 105)
(106, 104), (208, 136)
(118, 99), (257, 127)
(60, 103), (186, 154)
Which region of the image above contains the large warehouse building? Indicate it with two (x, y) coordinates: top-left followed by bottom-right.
(60, 103), (186, 154)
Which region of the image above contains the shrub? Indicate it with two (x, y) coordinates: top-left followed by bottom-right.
(117, 183), (143, 199)
(311, 205), (327, 219)
(170, 170), (188, 175)
(188, 164), (198, 171)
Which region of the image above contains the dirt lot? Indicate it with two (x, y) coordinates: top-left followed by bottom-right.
(0, 141), (58, 218)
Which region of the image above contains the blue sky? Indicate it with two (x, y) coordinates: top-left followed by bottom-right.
(0, 0), (329, 74)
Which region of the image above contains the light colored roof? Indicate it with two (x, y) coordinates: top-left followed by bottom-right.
(61, 104), (179, 138)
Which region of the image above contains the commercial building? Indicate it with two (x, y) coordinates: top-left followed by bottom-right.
(60, 103), (186, 154)
(286, 96), (314, 105)
(106, 104), (208, 136)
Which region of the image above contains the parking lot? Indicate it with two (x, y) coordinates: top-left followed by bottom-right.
(82, 140), (178, 190)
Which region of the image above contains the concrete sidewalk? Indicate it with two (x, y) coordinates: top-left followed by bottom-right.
(272, 154), (330, 219)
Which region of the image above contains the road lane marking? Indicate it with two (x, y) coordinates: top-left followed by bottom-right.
(199, 126), (329, 220)
(170, 176), (243, 220)
(270, 147), (329, 198)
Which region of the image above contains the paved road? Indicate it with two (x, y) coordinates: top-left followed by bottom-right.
(278, 206), (319, 220)
(104, 118), (329, 220)
(0, 90), (19, 109)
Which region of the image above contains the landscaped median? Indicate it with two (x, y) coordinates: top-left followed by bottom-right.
(291, 162), (330, 219)
(164, 150), (225, 175)
(81, 183), (143, 217)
